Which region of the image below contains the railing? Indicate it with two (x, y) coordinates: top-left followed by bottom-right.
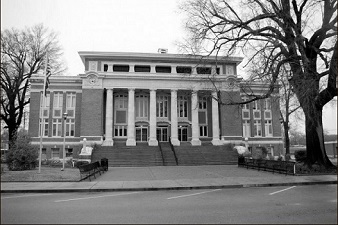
(169, 137), (178, 165)
(158, 141), (165, 166)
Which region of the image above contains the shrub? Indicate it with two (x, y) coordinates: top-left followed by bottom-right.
(6, 132), (38, 171)
(295, 150), (307, 162)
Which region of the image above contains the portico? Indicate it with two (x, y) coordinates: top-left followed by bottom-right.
(102, 88), (221, 146)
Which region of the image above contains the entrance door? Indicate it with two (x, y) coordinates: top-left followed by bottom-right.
(178, 126), (188, 142)
(136, 126), (148, 142)
(156, 127), (168, 142)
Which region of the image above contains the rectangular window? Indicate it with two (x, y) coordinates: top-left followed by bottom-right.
(136, 95), (149, 119)
(40, 93), (50, 107)
(265, 120), (273, 137)
(241, 96), (250, 110)
(264, 98), (271, 110)
(199, 97), (207, 109)
(39, 119), (49, 137)
(253, 100), (261, 110)
(113, 65), (129, 72)
(52, 119), (62, 137)
(51, 148), (60, 158)
(114, 94), (128, 126)
(197, 67), (211, 74)
(53, 92), (63, 118)
(155, 66), (171, 73)
(176, 66), (192, 74)
(225, 65), (235, 75)
(254, 120), (262, 137)
(156, 95), (168, 118)
(199, 125), (208, 137)
(135, 65), (151, 72)
(243, 120), (251, 137)
(66, 93), (76, 118)
(65, 119), (75, 137)
(177, 96), (188, 118)
(114, 125), (127, 137)
(40, 93), (50, 119)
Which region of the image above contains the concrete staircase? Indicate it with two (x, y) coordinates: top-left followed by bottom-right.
(174, 143), (238, 166)
(91, 143), (163, 167)
(91, 142), (238, 167)
(159, 142), (177, 166)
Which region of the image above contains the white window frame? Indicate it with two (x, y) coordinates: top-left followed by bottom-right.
(114, 125), (127, 137)
(40, 93), (50, 118)
(66, 92), (76, 118)
(65, 118), (75, 137)
(53, 92), (63, 118)
(157, 95), (168, 118)
(177, 95), (188, 118)
(199, 125), (208, 137)
(39, 118), (49, 137)
(114, 94), (128, 126)
(52, 118), (62, 137)
(264, 98), (271, 110)
(242, 120), (251, 138)
(265, 120), (273, 137)
(254, 120), (262, 137)
(136, 94), (149, 120)
(225, 65), (235, 75)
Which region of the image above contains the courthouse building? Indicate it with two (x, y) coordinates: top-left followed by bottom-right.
(28, 51), (283, 160)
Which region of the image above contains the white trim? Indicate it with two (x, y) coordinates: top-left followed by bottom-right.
(31, 141), (81, 145)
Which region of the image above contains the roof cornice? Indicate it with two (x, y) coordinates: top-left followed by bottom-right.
(78, 51), (243, 65)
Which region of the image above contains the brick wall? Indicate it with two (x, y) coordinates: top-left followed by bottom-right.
(271, 96), (282, 137)
(80, 89), (104, 137)
(28, 92), (41, 137)
(220, 91), (242, 137)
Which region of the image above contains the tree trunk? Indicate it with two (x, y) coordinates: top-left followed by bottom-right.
(303, 106), (335, 168)
(283, 122), (290, 155)
(7, 118), (18, 150)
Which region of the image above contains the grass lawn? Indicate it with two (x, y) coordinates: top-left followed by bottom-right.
(1, 164), (80, 182)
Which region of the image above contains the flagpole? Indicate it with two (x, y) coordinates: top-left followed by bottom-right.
(38, 53), (48, 174)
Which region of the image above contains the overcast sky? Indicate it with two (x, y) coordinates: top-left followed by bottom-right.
(1, 0), (186, 76)
(1, 0), (336, 135)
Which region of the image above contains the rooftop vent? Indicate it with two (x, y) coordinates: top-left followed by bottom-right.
(158, 48), (168, 54)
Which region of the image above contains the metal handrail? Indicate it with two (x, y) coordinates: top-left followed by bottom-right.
(158, 141), (165, 166)
(169, 137), (178, 165)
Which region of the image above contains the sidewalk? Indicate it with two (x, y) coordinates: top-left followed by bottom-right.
(1, 165), (337, 193)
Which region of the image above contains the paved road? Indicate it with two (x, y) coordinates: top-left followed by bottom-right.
(1, 185), (336, 224)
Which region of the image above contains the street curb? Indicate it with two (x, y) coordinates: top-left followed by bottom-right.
(1, 180), (336, 193)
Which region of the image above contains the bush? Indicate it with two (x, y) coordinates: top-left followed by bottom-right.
(46, 158), (73, 168)
(295, 150), (307, 162)
(6, 132), (38, 171)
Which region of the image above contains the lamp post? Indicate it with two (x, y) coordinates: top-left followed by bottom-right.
(61, 112), (68, 171)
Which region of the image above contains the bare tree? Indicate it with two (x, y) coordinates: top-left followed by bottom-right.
(1, 24), (65, 144)
(179, 0), (337, 168)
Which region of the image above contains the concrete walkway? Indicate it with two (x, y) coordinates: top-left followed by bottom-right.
(1, 165), (336, 193)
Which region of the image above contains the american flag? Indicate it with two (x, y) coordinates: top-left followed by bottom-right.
(44, 55), (51, 95)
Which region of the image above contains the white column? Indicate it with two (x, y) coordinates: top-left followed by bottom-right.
(148, 89), (158, 146)
(126, 88), (136, 146)
(130, 64), (135, 73)
(211, 91), (222, 145)
(103, 89), (114, 146)
(171, 89), (180, 146)
(171, 65), (177, 74)
(191, 90), (201, 146)
(150, 65), (156, 73)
